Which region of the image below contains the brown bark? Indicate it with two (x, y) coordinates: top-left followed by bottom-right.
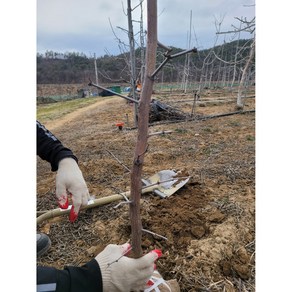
(130, 0), (157, 258)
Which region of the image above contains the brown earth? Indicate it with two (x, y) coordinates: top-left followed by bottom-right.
(37, 88), (255, 291)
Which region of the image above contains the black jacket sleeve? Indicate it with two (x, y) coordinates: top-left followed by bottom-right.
(37, 259), (103, 292)
(37, 121), (78, 171)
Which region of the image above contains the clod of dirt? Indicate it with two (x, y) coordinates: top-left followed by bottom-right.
(236, 246), (250, 264)
(190, 225), (206, 238)
(208, 209), (226, 223)
(232, 262), (251, 280)
(220, 246), (251, 280)
(220, 259), (232, 276)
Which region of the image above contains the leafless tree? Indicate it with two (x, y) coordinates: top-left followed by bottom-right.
(216, 15), (255, 108)
(126, 0), (140, 125)
(181, 10), (193, 93)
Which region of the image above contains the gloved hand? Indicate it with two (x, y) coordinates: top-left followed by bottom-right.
(56, 157), (90, 222)
(95, 243), (162, 292)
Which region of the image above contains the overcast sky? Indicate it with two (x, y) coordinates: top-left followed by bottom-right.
(37, 0), (255, 57)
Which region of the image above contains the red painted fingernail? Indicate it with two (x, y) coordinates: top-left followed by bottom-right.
(69, 206), (78, 222)
(152, 249), (162, 258)
(58, 196), (69, 209)
(147, 279), (154, 286)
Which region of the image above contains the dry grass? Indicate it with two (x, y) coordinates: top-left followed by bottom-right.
(37, 87), (255, 291)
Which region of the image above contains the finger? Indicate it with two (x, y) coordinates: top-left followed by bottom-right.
(105, 243), (131, 257)
(82, 190), (90, 206)
(102, 244), (124, 258)
(69, 205), (78, 223)
(68, 192), (81, 223)
(152, 249), (162, 259)
(120, 243), (132, 255)
(56, 192), (69, 209)
(58, 195), (69, 209)
(71, 194), (82, 214)
(69, 189), (91, 222)
(69, 186), (89, 207)
(131, 249), (162, 270)
(132, 252), (162, 291)
(55, 182), (69, 209)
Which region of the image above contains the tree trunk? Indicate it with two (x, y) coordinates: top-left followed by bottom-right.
(130, 0), (157, 258)
(93, 53), (100, 95)
(230, 27), (241, 89)
(182, 10), (192, 93)
(127, 0), (138, 126)
(236, 38), (255, 109)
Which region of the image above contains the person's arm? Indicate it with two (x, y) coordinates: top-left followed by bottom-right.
(37, 121), (77, 171)
(36, 121), (90, 222)
(37, 259), (102, 292)
(37, 243), (161, 292)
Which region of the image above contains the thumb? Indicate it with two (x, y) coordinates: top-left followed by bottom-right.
(120, 243), (132, 255)
(106, 243), (131, 257)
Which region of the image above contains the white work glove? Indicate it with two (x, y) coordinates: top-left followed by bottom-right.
(56, 157), (90, 222)
(95, 243), (162, 292)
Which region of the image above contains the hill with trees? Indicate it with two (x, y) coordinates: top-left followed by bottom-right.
(37, 39), (254, 87)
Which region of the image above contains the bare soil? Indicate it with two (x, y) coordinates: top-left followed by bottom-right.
(37, 88), (255, 292)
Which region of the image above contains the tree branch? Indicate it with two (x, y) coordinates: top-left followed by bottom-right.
(151, 47), (197, 79)
(88, 79), (138, 104)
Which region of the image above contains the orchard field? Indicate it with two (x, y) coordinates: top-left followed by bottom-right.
(37, 86), (255, 291)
